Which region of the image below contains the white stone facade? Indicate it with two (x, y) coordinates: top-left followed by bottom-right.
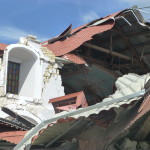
(0, 35), (65, 123)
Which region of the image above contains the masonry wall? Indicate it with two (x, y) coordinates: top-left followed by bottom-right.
(0, 36), (65, 122)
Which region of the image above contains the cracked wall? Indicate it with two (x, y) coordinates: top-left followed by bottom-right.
(0, 36), (65, 122)
(40, 46), (65, 108)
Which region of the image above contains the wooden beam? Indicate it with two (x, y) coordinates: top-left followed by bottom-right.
(83, 42), (136, 62)
(82, 55), (121, 78)
(114, 25), (149, 72)
(95, 28), (150, 46)
(84, 41), (91, 59)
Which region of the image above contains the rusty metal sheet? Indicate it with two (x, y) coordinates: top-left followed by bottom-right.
(14, 90), (145, 150)
(49, 91), (88, 112)
(125, 93), (150, 131)
(0, 118), (28, 131)
(62, 54), (86, 64)
(0, 130), (27, 144)
(43, 21), (115, 56)
(0, 43), (7, 50)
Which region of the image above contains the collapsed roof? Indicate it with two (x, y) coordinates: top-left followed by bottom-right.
(13, 73), (150, 150)
(42, 8), (150, 105)
(0, 8), (150, 150)
(42, 8), (150, 74)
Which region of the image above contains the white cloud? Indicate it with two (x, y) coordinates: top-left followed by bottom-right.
(0, 26), (48, 42)
(0, 26), (29, 41)
(82, 11), (99, 23)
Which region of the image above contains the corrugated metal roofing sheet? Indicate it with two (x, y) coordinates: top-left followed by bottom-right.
(77, 90), (150, 150)
(32, 118), (90, 145)
(43, 21), (115, 56)
(62, 54), (86, 64)
(71, 11), (119, 34)
(32, 93), (150, 150)
(0, 118), (28, 131)
(25, 93), (149, 150)
(0, 130), (27, 144)
(71, 24), (87, 34)
(125, 93), (150, 131)
(77, 104), (139, 150)
(0, 43), (8, 50)
(49, 91), (87, 105)
(49, 91), (88, 112)
(42, 11), (122, 57)
(14, 90), (145, 150)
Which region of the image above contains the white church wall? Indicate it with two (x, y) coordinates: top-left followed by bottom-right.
(19, 59), (36, 98)
(1, 43), (44, 102)
(41, 60), (65, 109)
(0, 36), (65, 121)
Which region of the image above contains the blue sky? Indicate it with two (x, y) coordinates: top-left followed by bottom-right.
(0, 0), (149, 44)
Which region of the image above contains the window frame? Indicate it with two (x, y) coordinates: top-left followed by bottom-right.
(6, 61), (20, 94)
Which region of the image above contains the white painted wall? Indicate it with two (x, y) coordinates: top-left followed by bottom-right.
(7, 47), (41, 99)
(0, 58), (4, 86)
(0, 51), (8, 88)
(41, 61), (65, 108)
(0, 36), (65, 121)
(2, 44), (43, 100)
(19, 60), (36, 97)
(2, 41), (65, 104)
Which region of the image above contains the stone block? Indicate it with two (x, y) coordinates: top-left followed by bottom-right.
(121, 138), (137, 150)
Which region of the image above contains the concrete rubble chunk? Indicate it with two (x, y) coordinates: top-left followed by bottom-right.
(121, 138), (137, 150)
(138, 141), (150, 150)
(103, 73), (150, 102)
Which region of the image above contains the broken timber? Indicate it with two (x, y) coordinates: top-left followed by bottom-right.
(83, 42), (137, 62)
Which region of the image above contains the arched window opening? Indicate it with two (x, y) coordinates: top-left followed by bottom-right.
(6, 47), (38, 98)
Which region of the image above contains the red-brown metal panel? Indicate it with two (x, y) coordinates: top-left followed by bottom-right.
(43, 21), (114, 56)
(62, 54), (86, 64)
(0, 130), (27, 144)
(0, 43), (8, 50)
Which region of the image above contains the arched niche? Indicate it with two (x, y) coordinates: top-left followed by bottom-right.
(6, 46), (42, 99)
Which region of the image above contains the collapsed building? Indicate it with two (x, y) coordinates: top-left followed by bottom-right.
(0, 8), (149, 150)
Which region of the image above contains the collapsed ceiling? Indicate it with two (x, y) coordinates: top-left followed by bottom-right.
(43, 8), (150, 105)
